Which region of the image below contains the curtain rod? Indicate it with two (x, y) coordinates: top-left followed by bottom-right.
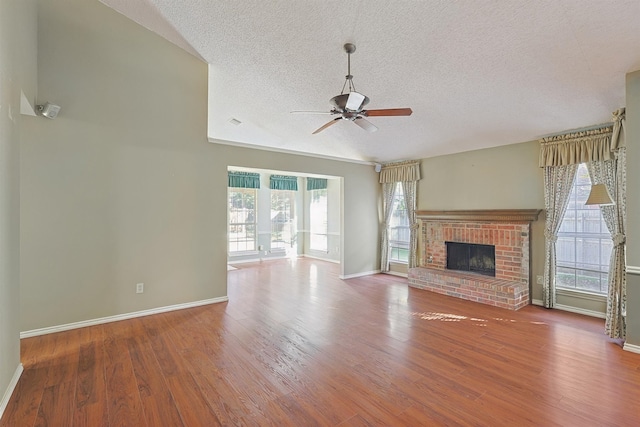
(540, 122), (613, 139)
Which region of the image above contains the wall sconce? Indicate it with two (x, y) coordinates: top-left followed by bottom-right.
(36, 102), (61, 119)
(585, 183), (614, 206)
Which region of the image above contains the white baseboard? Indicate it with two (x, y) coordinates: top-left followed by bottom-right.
(623, 342), (640, 354)
(0, 364), (23, 421)
(554, 303), (606, 319)
(20, 297), (229, 339)
(228, 254), (292, 264)
(301, 254), (340, 264)
(383, 271), (408, 278)
(339, 270), (381, 280)
(531, 299), (605, 319)
(227, 257), (263, 264)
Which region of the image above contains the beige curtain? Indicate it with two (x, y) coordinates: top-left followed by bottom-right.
(401, 181), (419, 268)
(379, 160), (421, 183)
(539, 125), (614, 308)
(539, 126), (613, 167)
(380, 182), (397, 272)
(542, 164), (577, 308)
(588, 108), (626, 339)
(539, 114), (627, 324)
(379, 161), (421, 272)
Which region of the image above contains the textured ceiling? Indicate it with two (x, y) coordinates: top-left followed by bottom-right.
(100, 0), (640, 163)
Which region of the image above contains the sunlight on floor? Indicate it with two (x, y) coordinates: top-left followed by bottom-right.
(410, 311), (548, 326)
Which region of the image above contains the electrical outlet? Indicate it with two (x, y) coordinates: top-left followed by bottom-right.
(258, 245), (264, 251)
(136, 283), (144, 294)
(536, 275), (543, 285)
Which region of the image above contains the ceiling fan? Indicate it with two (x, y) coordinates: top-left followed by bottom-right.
(292, 43), (413, 134)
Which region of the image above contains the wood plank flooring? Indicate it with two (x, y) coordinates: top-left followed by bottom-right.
(3, 258), (640, 426)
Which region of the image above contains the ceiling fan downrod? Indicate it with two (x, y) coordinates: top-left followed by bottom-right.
(342, 43), (357, 94)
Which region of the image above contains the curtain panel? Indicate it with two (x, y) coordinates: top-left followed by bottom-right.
(593, 107), (626, 339)
(270, 175), (298, 191)
(611, 108), (626, 151)
(542, 164), (578, 308)
(379, 160), (421, 183)
(539, 126), (614, 167)
(379, 160), (420, 271)
(401, 181), (419, 268)
(307, 177), (328, 191)
(380, 182), (396, 272)
(587, 151), (627, 339)
(228, 171), (260, 189)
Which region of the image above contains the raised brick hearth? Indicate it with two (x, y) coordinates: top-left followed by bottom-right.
(408, 210), (540, 311)
(409, 267), (530, 310)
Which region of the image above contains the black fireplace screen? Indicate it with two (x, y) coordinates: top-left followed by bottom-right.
(446, 242), (496, 276)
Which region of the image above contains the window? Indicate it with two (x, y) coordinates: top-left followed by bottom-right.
(271, 190), (295, 250)
(389, 182), (410, 263)
(228, 188), (257, 252)
(309, 189), (328, 251)
(556, 163), (612, 294)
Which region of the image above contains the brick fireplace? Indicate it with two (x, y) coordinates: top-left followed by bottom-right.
(408, 210), (541, 310)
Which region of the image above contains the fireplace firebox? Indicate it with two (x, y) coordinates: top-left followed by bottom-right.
(446, 242), (495, 276)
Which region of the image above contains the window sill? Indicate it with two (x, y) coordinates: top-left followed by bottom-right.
(556, 288), (606, 302)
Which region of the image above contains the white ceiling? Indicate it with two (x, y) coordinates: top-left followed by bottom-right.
(100, 0), (640, 164)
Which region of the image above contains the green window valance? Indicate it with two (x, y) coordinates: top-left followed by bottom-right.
(270, 175), (298, 191)
(228, 171), (260, 189)
(307, 177), (328, 191)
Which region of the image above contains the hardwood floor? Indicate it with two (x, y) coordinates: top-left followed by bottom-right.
(3, 258), (640, 426)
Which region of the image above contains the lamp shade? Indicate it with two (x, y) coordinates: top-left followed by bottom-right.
(585, 183), (614, 206)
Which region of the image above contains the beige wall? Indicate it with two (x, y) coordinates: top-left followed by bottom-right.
(625, 70), (640, 347)
(1, 0), (35, 410)
(20, 0), (379, 332)
(416, 141), (547, 301)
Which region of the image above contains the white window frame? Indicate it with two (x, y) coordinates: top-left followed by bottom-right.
(556, 163), (611, 295)
(270, 189), (295, 251)
(309, 188), (328, 252)
(389, 182), (410, 264)
(228, 187), (258, 254)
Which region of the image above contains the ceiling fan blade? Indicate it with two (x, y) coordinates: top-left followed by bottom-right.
(290, 110), (335, 115)
(346, 91), (366, 111)
(363, 108), (413, 117)
(354, 117), (378, 133)
(312, 118), (341, 134)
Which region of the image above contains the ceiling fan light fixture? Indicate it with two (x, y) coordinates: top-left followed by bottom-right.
(345, 91), (366, 111)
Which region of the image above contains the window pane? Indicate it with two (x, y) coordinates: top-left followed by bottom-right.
(575, 269), (603, 293)
(389, 183), (410, 263)
(271, 190), (295, 249)
(228, 188), (257, 253)
(556, 163), (610, 294)
(557, 267), (576, 289)
(310, 189), (328, 251)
